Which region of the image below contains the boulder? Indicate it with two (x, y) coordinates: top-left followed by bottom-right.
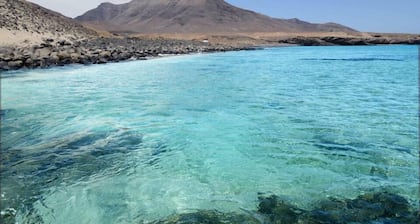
(57, 51), (71, 60)
(24, 58), (33, 67)
(99, 51), (111, 59)
(97, 57), (108, 64)
(70, 53), (81, 63)
(7, 60), (23, 69)
(0, 61), (9, 70)
(33, 48), (51, 60)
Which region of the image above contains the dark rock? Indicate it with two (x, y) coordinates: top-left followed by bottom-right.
(408, 39), (420, 45)
(0, 61), (9, 70)
(99, 51), (111, 59)
(348, 38), (369, 45)
(50, 53), (59, 62)
(57, 40), (72, 46)
(152, 210), (260, 224)
(289, 37), (327, 46)
(42, 38), (54, 43)
(253, 191), (418, 224)
(367, 38), (390, 45)
(0, 208), (17, 224)
(258, 195), (304, 223)
(320, 36), (353, 45)
(2, 56), (13, 62)
(79, 56), (92, 65)
(97, 57), (108, 64)
(304, 192), (418, 224)
(7, 60), (23, 69)
(57, 51), (71, 60)
(45, 55), (59, 66)
(70, 53), (81, 63)
(40, 42), (53, 48)
(356, 192), (411, 217)
(388, 39), (405, 44)
(24, 58), (33, 67)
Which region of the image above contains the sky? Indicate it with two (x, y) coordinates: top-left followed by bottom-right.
(27, 0), (420, 34)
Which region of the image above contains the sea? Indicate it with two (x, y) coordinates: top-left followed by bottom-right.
(1, 45), (419, 223)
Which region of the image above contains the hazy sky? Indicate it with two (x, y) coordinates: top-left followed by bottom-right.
(27, 0), (420, 33)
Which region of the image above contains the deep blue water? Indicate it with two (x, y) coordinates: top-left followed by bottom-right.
(1, 45), (419, 223)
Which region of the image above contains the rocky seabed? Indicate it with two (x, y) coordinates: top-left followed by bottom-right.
(1, 191), (418, 224)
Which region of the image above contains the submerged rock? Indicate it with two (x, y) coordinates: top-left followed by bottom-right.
(305, 192), (418, 224)
(152, 210), (260, 224)
(0, 208), (17, 224)
(255, 191), (418, 224)
(258, 194), (304, 224)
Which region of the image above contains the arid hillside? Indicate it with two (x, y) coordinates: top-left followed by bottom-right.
(76, 0), (357, 34)
(0, 0), (97, 46)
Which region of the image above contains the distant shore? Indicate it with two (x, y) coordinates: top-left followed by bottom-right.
(1, 33), (419, 72)
(0, 37), (256, 71)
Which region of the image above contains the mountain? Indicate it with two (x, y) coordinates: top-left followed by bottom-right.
(0, 0), (97, 46)
(75, 0), (357, 34)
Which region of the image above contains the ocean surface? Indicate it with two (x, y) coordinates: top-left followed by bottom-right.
(1, 45), (419, 223)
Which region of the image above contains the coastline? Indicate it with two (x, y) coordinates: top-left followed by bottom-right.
(0, 37), (256, 72)
(1, 34), (419, 72)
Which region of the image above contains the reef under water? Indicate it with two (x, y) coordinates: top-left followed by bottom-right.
(153, 191), (419, 224)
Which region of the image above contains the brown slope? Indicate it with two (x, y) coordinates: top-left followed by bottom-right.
(75, 0), (357, 34)
(0, 0), (97, 46)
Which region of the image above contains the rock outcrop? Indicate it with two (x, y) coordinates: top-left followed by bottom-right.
(279, 36), (420, 46)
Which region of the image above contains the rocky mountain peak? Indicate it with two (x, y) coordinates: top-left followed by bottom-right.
(76, 0), (357, 34)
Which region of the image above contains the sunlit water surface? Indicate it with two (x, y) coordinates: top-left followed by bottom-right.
(1, 46), (418, 223)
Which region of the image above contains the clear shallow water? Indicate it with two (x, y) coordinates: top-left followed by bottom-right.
(1, 46), (418, 223)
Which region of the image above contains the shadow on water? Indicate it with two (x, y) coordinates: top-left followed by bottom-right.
(146, 142), (170, 166)
(312, 133), (416, 157)
(311, 134), (371, 155)
(0, 127), (155, 223)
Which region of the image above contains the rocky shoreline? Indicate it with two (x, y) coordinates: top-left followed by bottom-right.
(0, 37), (255, 71)
(1, 35), (419, 72)
(279, 35), (420, 46)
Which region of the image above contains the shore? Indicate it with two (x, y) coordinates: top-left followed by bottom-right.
(135, 32), (420, 46)
(0, 37), (256, 71)
(1, 33), (419, 72)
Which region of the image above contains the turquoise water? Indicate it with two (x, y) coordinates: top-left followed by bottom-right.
(1, 46), (418, 223)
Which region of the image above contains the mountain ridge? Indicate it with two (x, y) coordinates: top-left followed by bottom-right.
(75, 0), (358, 34)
